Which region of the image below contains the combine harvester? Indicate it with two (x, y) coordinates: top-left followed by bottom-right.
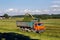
(16, 13), (45, 33)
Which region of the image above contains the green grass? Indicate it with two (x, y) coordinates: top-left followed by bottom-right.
(0, 18), (60, 40)
(41, 19), (60, 38)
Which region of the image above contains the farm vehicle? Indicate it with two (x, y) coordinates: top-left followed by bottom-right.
(16, 13), (45, 33)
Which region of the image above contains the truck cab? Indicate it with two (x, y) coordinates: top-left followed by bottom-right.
(34, 22), (45, 33)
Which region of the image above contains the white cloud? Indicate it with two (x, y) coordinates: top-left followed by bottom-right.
(43, 9), (50, 12)
(9, 9), (14, 11)
(23, 9), (41, 13)
(52, 1), (60, 3)
(34, 10), (41, 12)
(24, 9), (31, 13)
(2, 8), (60, 15)
(52, 8), (60, 11)
(5, 8), (19, 13)
(0, 11), (2, 13)
(51, 5), (60, 7)
(4, 9), (42, 15)
(40, 9), (50, 14)
(53, 9), (57, 11)
(5, 8), (14, 13)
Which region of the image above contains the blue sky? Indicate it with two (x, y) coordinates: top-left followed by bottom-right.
(0, 0), (60, 15)
(0, 0), (52, 10)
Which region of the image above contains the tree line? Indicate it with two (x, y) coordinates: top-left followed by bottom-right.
(1, 14), (60, 19)
(13, 14), (60, 19)
(33, 14), (60, 19)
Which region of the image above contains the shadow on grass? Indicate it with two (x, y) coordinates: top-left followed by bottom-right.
(0, 32), (39, 40)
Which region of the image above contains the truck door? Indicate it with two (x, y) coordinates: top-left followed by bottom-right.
(34, 23), (38, 30)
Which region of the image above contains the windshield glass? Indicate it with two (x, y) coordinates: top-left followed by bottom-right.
(38, 23), (43, 26)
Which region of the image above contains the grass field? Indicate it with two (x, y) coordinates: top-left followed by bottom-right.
(0, 18), (60, 40)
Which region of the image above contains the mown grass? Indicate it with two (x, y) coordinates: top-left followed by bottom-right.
(0, 18), (60, 40)
(41, 19), (60, 38)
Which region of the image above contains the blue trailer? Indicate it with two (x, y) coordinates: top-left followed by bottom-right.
(16, 21), (34, 29)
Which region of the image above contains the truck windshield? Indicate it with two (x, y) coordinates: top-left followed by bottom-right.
(38, 23), (43, 26)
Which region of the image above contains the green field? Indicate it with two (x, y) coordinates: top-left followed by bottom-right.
(0, 18), (60, 40)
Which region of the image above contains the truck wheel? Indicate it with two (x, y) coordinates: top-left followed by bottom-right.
(39, 30), (45, 33)
(36, 31), (39, 33)
(21, 28), (25, 31)
(32, 29), (37, 33)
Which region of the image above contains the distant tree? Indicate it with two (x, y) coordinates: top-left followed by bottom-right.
(3, 14), (9, 19)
